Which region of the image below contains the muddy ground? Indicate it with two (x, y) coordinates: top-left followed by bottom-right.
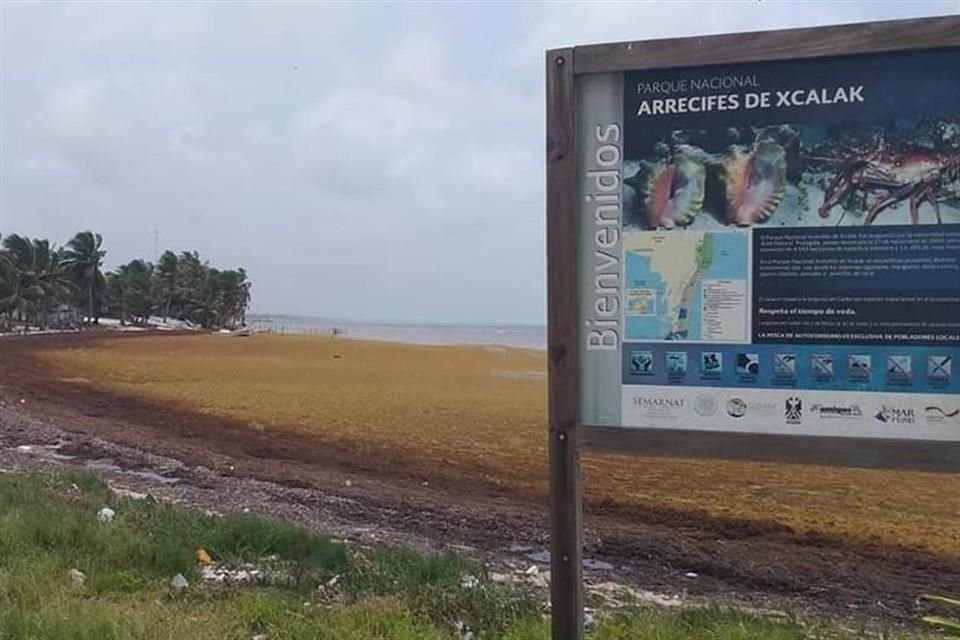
(1, 332), (958, 630)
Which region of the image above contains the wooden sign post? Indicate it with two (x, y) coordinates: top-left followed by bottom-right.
(546, 16), (960, 640)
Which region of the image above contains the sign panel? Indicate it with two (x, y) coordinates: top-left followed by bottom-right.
(578, 47), (960, 441)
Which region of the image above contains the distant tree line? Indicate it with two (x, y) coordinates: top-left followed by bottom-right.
(0, 231), (251, 331)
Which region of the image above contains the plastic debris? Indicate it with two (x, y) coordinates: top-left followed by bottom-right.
(111, 487), (149, 500)
(196, 548), (212, 565)
(171, 573), (189, 591)
(68, 568), (86, 587)
(524, 565), (539, 576)
(455, 621), (475, 640)
(684, 572), (698, 578)
(97, 507), (116, 523)
(200, 563), (261, 584)
(201, 565), (224, 583)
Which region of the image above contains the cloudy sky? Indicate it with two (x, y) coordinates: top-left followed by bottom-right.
(1, 1), (956, 325)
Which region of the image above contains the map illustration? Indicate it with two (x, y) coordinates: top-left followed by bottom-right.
(624, 231), (748, 341)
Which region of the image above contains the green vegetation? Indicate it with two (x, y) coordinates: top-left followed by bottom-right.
(0, 471), (932, 639)
(0, 231), (250, 331)
(920, 594), (960, 636)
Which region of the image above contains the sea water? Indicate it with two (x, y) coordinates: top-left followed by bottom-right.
(246, 315), (546, 351)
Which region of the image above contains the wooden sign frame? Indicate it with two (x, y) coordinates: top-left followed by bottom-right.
(546, 16), (960, 640)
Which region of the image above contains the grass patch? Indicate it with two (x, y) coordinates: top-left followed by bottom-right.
(341, 546), (540, 633)
(0, 471), (346, 594)
(0, 471), (933, 639)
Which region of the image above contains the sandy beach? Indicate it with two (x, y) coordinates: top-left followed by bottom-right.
(1, 331), (958, 626)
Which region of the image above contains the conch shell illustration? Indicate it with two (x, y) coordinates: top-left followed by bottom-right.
(722, 140), (787, 226)
(629, 146), (706, 229)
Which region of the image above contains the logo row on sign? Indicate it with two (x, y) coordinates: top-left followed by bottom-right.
(630, 394), (959, 427)
(630, 350), (952, 383)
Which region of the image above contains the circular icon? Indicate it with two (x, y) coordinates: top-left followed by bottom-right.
(726, 398), (747, 418)
(694, 394), (718, 417)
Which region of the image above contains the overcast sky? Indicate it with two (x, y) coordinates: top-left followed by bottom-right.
(1, 1), (956, 325)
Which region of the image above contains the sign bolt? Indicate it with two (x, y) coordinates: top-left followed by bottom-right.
(556, 56), (565, 66)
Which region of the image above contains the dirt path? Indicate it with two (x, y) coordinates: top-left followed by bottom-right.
(1, 332), (958, 629)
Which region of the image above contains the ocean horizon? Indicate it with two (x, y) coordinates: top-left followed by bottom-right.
(246, 314), (547, 351)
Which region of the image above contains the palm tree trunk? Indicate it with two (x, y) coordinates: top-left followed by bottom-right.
(88, 281), (98, 325)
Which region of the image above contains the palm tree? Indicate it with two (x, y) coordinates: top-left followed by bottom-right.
(106, 259), (153, 325)
(34, 241), (75, 329)
(174, 250), (207, 325)
(154, 250), (178, 320)
(2, 232), (252, 331)
(0, 234), (45, 328)
(0, 235), (14, 329)
(216, 268), (251, 328)
(62, 231), (106, 324)
(1, 234), (36, 327)
(0, 234), (11, 273)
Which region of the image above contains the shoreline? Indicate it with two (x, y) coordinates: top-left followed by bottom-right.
(1, 331), (958, 628)
(1, 320), (549, 351)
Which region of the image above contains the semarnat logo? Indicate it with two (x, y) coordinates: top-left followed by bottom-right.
(633, 396), (686, 419)
(634, 396), (685, 408)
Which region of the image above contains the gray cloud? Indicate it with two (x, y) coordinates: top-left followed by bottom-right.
(1, 1), (956, 324)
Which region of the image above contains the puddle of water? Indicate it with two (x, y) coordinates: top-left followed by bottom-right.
(12, 443), (76, 461)
(505, 544), (534, 553)
(12, 444), (180, 486)
(523, 549), (615, 571)
(84, 457), (179, 485)
(526, 550), (550, 564)
(128, 469), (180, 485)
(584, 559), (615, 571)
(84, 458), (123, 473)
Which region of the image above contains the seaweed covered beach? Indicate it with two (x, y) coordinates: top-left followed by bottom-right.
(1, 331), (958, 628)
